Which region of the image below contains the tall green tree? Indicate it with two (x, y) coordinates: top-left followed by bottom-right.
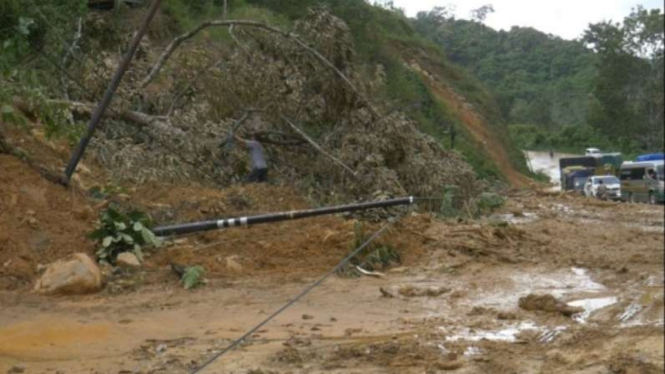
(583, 6), (664, 151)
(0, 0), (87, 72)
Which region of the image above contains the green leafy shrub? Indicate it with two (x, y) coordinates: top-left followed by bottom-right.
(90, 207), (162, 264)
(476, 192), (505, 214)
(0, 104), (27, 126)
(88, 184), (129, 200)
(181, 266), (205, 289)
(1, 72), (83, 144)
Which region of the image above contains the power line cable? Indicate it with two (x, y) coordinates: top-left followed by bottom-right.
(188, 221), (395, 373)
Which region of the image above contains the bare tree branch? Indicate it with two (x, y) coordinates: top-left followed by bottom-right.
(229, 24), (251, 56)
(281, 115), (357, 178)
(166, 58), (244, 117)
(58, 100), (185, 137)
(141, 20), (379, 118)
(12, 99), (229, 184)
(252, 130), (307, 146)
(13, 98), (185, 137)
(221, 109), (254, 149)
(60, 17), (83, 101)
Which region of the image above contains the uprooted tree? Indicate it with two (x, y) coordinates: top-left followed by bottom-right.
(3, 6), (480, 204)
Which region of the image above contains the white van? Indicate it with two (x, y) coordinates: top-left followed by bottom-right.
(619, 161), (664, 204)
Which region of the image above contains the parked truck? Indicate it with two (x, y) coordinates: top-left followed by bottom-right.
(596, 153), (623, 176)
(559, 156), (597, 191)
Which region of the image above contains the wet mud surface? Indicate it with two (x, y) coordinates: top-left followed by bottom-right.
(1, 187), (663, 373)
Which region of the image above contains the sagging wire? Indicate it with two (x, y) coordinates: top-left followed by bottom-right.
(188, 220), (395, 373)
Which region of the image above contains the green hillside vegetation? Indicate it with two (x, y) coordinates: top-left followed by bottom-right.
(0, 0), (530, 183)
(176, 0), (529, 179)
(414, 14), (596, 128)
(413, 6), (664, 156)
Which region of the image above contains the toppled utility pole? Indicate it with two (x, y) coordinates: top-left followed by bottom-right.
(62, 0), (162, 184)
(153, 196), (416, 236)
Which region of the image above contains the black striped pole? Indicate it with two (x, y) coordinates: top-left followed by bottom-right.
(152, 196), (415, 237)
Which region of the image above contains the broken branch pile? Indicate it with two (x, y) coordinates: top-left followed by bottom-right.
(20, 6), (480, 201)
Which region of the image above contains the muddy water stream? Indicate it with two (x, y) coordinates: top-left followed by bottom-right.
(524, 151), (580, 191)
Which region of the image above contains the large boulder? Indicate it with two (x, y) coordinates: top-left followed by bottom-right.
(34, 253), (104, 295)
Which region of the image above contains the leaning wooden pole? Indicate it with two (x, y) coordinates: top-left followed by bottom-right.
(153, 197), (415, 237)
(62, 0), (162, 184)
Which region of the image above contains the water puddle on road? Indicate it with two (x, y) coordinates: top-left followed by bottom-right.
(577, 217), (665, 233)
(437, 267), (661, 349)
(442, 321), (539, 343)
(568, 296), (618, 323)
(476, 267), (607, 310)
(463, 346), (481, 356)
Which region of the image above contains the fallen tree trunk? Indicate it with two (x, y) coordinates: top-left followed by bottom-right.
(13, 98), (185, 137)
(141, 19), (379, 119)
(281, 115), (356, 178)
(59, 100), (184, 137)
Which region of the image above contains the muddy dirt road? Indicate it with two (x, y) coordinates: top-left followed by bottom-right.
(1, 188), (663, 374)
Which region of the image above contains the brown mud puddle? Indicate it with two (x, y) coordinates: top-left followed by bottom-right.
(0, 318), (114, 361)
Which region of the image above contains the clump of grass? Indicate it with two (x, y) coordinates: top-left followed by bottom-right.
(337, 223), (401, 277)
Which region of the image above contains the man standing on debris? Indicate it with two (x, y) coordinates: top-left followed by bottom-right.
(596, 179), (608, 200)
(235, 134), (268, 183)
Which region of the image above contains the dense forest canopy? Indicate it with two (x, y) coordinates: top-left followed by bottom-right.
(413, 11), (596, 128)
(583, 6), (664, 151)
(412, 4), (663, 154)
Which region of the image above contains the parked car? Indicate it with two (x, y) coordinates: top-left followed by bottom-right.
(585, 148), (601, 156)
(584, 175), (621, 200)
(619, 161), (664, 204)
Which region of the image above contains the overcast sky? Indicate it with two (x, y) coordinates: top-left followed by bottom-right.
(386, 0), (664, 40)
